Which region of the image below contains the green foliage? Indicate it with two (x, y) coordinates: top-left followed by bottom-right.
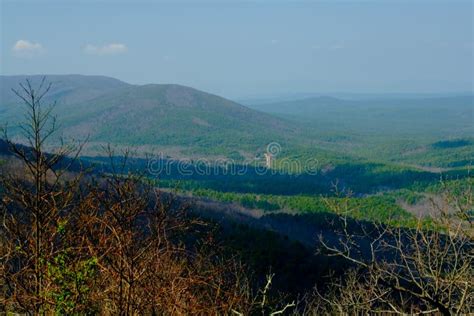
(192, 188), (414, 226)
(152, 160), (470, 197)
(425, 176), (473, 194)
(250, 95), (474, 168)
(46, 252), (98, 315)
(391, 189), (425, 205)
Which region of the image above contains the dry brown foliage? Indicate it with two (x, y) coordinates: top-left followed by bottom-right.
(2, 77), (472, 316)
(0, 79), (252, 315)
(313, 181), (473, 315)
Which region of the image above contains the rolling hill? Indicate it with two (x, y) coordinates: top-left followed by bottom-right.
(0, 75), (302, 158)
(247, 95), (474, 167)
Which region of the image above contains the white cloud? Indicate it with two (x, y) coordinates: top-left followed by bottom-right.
(83, 43), (128, 56)
(270, 39), (279, 45)
(12, 40), (44, 57)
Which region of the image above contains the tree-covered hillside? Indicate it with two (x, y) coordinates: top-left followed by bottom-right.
(0, 75), (303, 157)
(247, 95), (474, 168)
(2, 75), (472, 168)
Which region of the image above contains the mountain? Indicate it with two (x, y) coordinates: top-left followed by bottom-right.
(247, 95), (474, 138)
(0, 75), (300, 157)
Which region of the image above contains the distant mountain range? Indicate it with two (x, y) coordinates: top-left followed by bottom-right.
(238, 92), (474, 106)
(246, 95), (474, 138)
(0, 75), (300, 158)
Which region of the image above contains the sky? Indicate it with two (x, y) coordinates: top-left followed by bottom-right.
(1, 0), (473, 99)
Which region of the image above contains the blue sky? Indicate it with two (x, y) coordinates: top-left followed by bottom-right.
(1, 0), (472, 98)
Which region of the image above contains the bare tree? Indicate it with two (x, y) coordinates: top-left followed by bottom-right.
(1, 77), (327, 315)
(0, 78), (86, 313)
(316, 178), (473, 315)
(67, 147), (254, 314)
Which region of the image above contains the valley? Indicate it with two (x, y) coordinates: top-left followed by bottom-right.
(2, 1), (473, 313)
(2, 74), (472, 224)
(1, 74), (472, 314)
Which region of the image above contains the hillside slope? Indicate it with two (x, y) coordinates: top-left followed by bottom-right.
(0, 75), (301, 157)
(247, 95), (474, 167)
(62, 83), (300, 151)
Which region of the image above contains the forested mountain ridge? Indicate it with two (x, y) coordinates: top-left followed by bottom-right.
(0, 75), (301, 156)
(247, 94), (474, 167)
(1, 75), (472, 168)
